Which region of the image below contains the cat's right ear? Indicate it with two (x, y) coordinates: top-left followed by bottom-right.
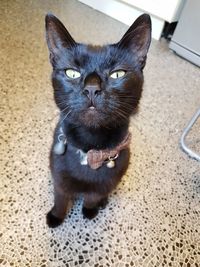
(45, 14), (76, 63)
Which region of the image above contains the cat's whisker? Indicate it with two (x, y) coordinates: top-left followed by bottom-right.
(118, 97), (140, 101)
(60, 105), (70, 112)
(135, 112), (148, 122)
(60, 110), (72, 124)
(110, 102), (134, 112)
(114, 96), (138, 101)
(115, 102), (139, 112)
(111, 107), (128, 121)
(107, 103), (139, 125)
(56, 100), (69, 105)
(100, 107), (125, 124)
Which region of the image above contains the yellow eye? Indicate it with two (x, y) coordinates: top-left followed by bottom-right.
(110, 70), (126, 79)
(66, 69), (81, 79)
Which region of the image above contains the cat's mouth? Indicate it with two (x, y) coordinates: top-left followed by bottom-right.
(87, 102), (98, 111)
(78, 105), (103, 128)
(86, 105), (98, 114)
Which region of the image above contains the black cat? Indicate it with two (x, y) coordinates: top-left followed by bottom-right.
(45, 13), (151, 227)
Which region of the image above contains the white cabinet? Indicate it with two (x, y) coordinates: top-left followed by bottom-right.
(169, 0), (200, 66)
(121, 0), (185, 22)
(79, 0), (186, 40)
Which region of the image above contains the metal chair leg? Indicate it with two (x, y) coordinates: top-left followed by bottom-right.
(180, 109), (200, 161)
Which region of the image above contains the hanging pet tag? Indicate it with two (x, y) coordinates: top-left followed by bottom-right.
(54, 141), (66, 155)
(53, 133), (67, 155)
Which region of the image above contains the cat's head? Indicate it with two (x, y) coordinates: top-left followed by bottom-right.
(45, 13), (151, 128)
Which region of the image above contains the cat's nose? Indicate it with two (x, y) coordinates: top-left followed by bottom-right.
(83, 84), (101, 99)
(83, 73), (102, 100)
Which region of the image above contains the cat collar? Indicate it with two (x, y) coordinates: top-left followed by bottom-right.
(86, 132), (131, 169)
(54, 128), (131, 170)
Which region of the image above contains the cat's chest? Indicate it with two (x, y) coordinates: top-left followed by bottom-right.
(66, 127), (111, 152)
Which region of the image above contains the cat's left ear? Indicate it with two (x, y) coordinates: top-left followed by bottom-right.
(118, 14), (151, 69)
(45, 13), (76, 63)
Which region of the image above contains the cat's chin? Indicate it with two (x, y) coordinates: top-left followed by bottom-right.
(79, 108), (105, 128)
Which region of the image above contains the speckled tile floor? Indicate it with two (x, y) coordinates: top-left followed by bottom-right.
(0, 0), (200, 266)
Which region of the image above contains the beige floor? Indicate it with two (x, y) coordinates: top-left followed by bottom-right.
(0, 0), (200, 266)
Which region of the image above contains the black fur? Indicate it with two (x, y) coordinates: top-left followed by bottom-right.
(47, 210), (64, 228)
(45, 13), (151, 227)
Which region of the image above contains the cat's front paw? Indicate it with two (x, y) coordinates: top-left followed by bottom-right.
(46, 210), (64, 228)
(82, 207), (99, 219)
(98, 197), (108, 209)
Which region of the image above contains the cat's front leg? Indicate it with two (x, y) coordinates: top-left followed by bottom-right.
(82, 193), (108, 220)
(47, 184), (73, 228)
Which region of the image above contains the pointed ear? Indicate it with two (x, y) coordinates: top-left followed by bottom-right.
(45, 13), (76, 62)
(118, 14), (151, 69)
